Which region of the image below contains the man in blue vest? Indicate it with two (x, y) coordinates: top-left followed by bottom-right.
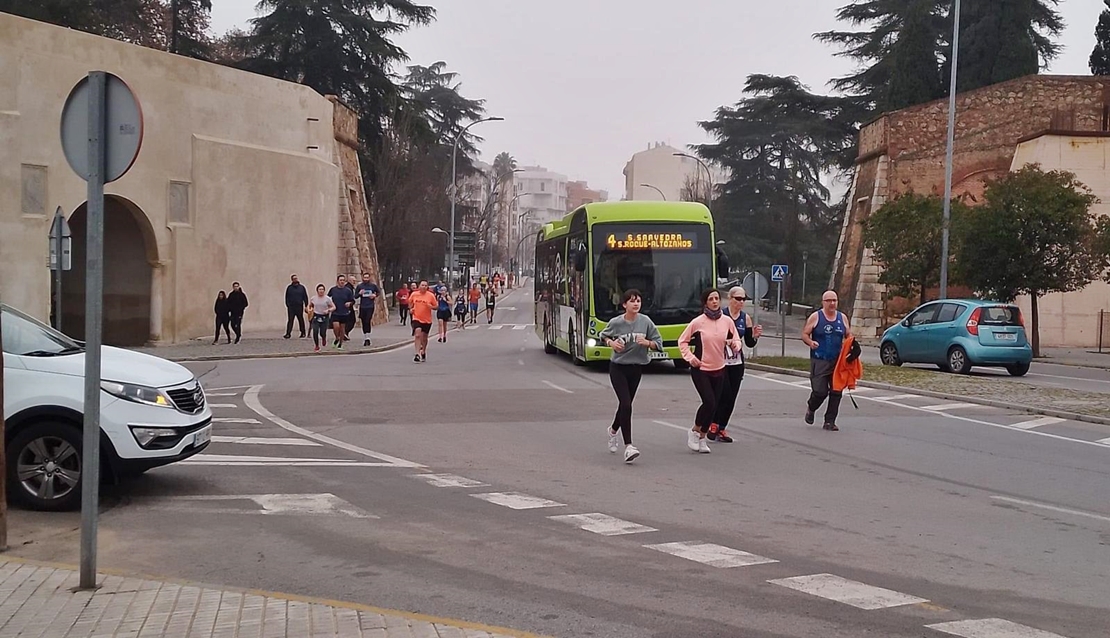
(801, 290), (851, 431)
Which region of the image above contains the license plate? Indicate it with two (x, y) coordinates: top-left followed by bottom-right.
(649, 351), (670, 359)
(194, 426), (212, 447)
(996, 333), (1017, 341)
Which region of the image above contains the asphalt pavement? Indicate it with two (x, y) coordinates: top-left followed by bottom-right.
(8, 285), (1108, 638)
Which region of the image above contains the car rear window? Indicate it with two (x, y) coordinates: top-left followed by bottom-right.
(980, 306), (1022, 326)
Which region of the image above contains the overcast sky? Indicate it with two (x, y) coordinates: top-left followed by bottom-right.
(211, 0), (1105, 198)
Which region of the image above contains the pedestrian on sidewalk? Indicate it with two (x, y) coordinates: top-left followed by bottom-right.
(468, 283), (481, 324)
(355, 273), (381, 347)
(227, 282), (248, 344)
(709, 286), (762, 443)
(678, 288), (743, 454)
(343, 274), (357, 341)
(409, 280), (437, 362)
(212, 290), (232, 344)
(599, 289), (662, 464)
(308, 284), (335, 352)
(396, 282), (411, 325)
(284, 274), (308, 339)
(454, 289), (468, 330)
(435, 283), (452, 343)
(802, 290), (851, 431)
(328, 275), (355, 350)
(485, 283), (497, 324)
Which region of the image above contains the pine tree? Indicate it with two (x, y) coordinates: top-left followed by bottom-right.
(1091, 0), (1110, 75)
(956, 0), (1063, 93)
(883, 0), (944, 112)
(168, 0), (213, 60)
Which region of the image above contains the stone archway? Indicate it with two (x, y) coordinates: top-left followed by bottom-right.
(62, 196), (158, 346)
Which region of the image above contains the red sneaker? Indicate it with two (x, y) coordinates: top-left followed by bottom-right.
(707, 423), (719, 441)
(717, 429), (733, 443)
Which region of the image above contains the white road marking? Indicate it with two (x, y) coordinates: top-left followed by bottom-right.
(410, 473), (489, 488)
(150, 494), (376, 519)
(211, 436), (321, 447)
(1096, 437), (1110, 446)
(205, 392), (239, 397)
(518, 359), (524, 366)
(751, 375), (1110, 450)
(1027, 370), (1110, 384)
(204, 385), (255, 391)
(471, 492), (566, 510)
(845, 387), (877, 393)
(512, 324), (531, 330)
(542, 380), (574, 394)
(498, 307), (518, 311)
(212, 417), (262, 424)
(207, 403), (238, 409)
(1009, 416), (1066, 430)
(549, 513), (657, 536)
(652, 420), (689, 432)
(644, 541), (777, 568)
(872, 394), (921, 401)
(921, 402), (981, 411)
(185, 454), (379, 463)
(489, 325), (505, 330)
(768, 573), (927, 610)
(990, 496), (1110, 523)
(926, 618), (1071, 638)
(244, 385), (423, 468)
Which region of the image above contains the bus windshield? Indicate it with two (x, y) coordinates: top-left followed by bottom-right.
(591, 223), (713, 324)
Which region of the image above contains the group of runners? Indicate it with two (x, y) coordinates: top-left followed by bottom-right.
(600, 286), (855, 464)
(396, 276), (504, 363)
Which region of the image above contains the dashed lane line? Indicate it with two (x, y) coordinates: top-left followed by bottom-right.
(926, 618), (1072, 638)
(644, 542), (777, 568)
(871, 394), (922, 402)
(211, 436), (321, 447)
(768, 573), (928, 610)
(212, 417), (262, 425)
(548, 513), (657, 536)
(471, 492), (566, 510)
(541, 380), (574, 394)
(207, 403), (238, 409)
(1009, 416), (1066, 430)
(410, 474), (489, 488)
(1096, 437), (1110, 445)
(204, 392), (239, 397)
(989, 496), (1110, 524)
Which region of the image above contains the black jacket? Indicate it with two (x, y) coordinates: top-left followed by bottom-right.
(285, 283), (308, 308)
(214, 297), (231, 321)
(227, 289), (249, 315)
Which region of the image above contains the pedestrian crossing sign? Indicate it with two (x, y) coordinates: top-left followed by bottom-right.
(771, 264), (788, 282)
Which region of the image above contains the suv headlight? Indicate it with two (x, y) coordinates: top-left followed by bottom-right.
(102, 381), (174, 408)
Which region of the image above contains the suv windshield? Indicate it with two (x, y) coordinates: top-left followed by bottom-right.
(591, 223), (713, 324)
(1, 304), (84, 356)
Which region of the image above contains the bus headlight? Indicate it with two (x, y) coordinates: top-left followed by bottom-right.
(586, 338), (597, 348)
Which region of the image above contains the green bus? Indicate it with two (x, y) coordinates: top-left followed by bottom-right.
(534, 201), (728, 366)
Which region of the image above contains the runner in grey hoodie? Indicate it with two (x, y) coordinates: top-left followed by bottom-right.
(598, 289), (663, 463)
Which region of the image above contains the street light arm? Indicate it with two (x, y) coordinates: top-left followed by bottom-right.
(673, 152), (713, 200)
(450, 116), (503, 287)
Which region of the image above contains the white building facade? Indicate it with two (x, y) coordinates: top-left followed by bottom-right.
(622, 142), (726, 202)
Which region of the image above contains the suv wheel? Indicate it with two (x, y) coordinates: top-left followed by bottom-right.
(946, 346), (972, 375)
(880, 342), (902, 367)
(1007, 362), (1030, 377)
(8, 421), (84, 511)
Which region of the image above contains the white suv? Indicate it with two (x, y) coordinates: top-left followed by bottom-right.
(2, 304), (213, 511)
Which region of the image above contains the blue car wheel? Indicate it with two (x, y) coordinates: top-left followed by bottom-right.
(880, 342), (902, 366)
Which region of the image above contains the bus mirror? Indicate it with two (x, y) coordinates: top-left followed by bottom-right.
(716, 247), (730, 279)
(574, 247), (587, 272)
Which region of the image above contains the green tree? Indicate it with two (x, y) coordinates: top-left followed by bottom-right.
(404, 62), (486, 153)
(1, 0), (166, 47)
(168, 0), (213, 60)
(492, 152), (517, 181)
(863, 192), (968, 305)
(956, 0), (1064, 93)
(695, 75), (858, 300)
(1091, 0), (1110, 75)
(955, 165), (1100, 357)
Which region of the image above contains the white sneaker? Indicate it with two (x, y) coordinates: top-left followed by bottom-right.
(608, 429), (621, 454)
(624, 445), (640, 463)
(687, 429), (701, 452)
(698, 438), (711, 454)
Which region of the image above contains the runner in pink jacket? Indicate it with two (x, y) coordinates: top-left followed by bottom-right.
(678, 288), (743, 454)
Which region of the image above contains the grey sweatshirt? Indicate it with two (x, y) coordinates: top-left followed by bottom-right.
(599, 314), (664, 365)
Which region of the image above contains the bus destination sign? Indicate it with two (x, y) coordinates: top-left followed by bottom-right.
(605, 232), (697, 251)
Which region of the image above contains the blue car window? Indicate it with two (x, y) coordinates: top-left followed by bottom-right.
(908, 305), (939, 326)
(936, 303), (963, 323)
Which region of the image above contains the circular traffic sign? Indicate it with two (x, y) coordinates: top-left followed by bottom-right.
(60, 72), (143, 183)
(743, 271), (769, 300)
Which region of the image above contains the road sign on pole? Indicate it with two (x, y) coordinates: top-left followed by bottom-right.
(60, 71), (143, 590)
(771, 264), (789, 282)
(742, 271), (770, 358)
(49, 208), (72, 332)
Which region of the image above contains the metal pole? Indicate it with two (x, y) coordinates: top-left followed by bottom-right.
(80, 71), (107, 590)
(802, 252), (808, 303)
(54, 207), (64, 332)
(939, 0), (961, 300)
(779, 282), (785, 357)
(640, 184), (667, 201)
(751, 276), (759, 359)
(449, 136), (459, 290)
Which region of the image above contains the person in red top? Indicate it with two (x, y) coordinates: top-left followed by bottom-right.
(408, 280), (438, 363)
(396, 283), (411, 325)
(467, 283), (482, 325)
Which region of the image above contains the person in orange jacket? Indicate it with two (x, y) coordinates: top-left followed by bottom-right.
(833, 334), (863, 393)
(801, 290), (852, 431)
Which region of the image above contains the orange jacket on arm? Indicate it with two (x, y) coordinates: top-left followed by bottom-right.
(833, 335), (863, 392)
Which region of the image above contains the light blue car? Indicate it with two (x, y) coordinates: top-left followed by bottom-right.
(879, 299), (1033, 376)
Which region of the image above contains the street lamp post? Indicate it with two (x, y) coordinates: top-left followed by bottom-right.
(939, 0), (961, 300)
(673, 152), (713, 203)
(516, 210), (532, 280)
(640, 183), (667, 201)
(431, 227), (449, 282)
(450, 116), (503, 288)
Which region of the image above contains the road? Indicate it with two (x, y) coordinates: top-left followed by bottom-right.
(13, 285), (1108, 638)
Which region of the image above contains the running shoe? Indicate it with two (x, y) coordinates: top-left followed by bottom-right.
(707, 423), (719, 441)
(804, 410), (815, 425)
(687, 429), (701, 452)
(314, 345), (320, 352)
(823, 422), (839, 431)
(716, 429), (734, 443)
(414, 354), (421, 363)
(608, 429), (621, 454)
(698, 438), (711, 454)
(624, 445), (640, 464)
(364, 338), (371, 347)
(420, 353), (427, 362)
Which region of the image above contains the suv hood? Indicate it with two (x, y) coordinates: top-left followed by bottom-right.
(18, 345), (195, 388)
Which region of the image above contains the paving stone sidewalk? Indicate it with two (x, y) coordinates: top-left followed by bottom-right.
(0, 559), (538, 638)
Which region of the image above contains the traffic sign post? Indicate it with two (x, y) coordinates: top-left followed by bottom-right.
(49, 207), (73, 332)
(60, 71), (142, 590)
(771, 265), (789, 356)
(742, 271), (769, 358)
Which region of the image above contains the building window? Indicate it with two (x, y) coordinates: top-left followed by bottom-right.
(540, 182), (546, 192)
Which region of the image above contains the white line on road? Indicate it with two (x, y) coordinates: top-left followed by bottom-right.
(1027, 370), (1110, 385)
(512, 324), (531, 330)
(549, 513), (657, 536)
(921, 402), (981, 411)
(211, 436), (321, 447)
(489, 325), (505, 330)
(1009, 416), (1066, 430)
(207, 403), (238, 409)
(150, 493), (377, 519)
(212, 417), (262, 424)
(645, 542), (777, 568)
(872, 394), (921, 402)
(471, 492), (566, 510)
(926, 618), (1071, 638)
(652, 420), (688, 432)
(187, 454), (373, 463)
(181, 461), (396, 467)
(1097, 437), (1110, 445)
(542, 380), (573, 394)
(244, 386), (423, 468)
(205, 392), (239, 397)
(990, 496), (1110, 523)
(410, 474), (489, 488)
(204, 385), (255, 391)
(768, 573), (927, 610)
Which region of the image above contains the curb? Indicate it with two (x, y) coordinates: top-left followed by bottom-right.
(0, 556), (551, 638)
(745, 362), (1110, 428)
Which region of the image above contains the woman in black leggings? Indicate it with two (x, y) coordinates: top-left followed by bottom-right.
(598, 289), (663, 464)
(678, 289), (743, 454)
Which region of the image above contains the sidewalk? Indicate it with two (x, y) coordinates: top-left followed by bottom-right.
(0, 558), (541, 638)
